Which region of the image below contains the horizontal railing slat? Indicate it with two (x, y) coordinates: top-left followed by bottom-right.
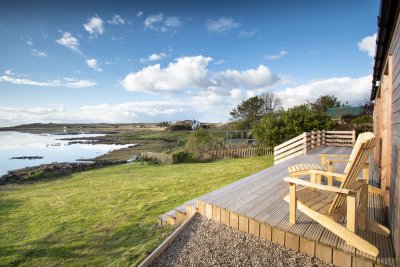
(273, 130), (355, 165)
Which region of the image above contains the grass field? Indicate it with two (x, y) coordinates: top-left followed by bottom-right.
(0, 156), (273, 266)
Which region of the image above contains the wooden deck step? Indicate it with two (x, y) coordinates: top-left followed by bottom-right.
(158, 214), (168, 227)
(174, 205), (187, 224)
(158, 199), (198, 227)
(165, 210), (177, 225)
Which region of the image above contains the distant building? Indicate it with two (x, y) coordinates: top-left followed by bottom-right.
(325, 107), (363, 118)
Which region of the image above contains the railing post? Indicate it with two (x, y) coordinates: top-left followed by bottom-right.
(311, 130), (315, 150)
(303, 132), (308, 155)
(352, 130), (356, 147)
(322, 130), (326, 146)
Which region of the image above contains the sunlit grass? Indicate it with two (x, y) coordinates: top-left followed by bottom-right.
(0, 156), (273, 266)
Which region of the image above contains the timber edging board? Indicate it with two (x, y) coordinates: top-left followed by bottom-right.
(138, 212), (198, 267)
(197, 199), (393, 267)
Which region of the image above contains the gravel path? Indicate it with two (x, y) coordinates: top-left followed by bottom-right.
(152, 215), (333, 267)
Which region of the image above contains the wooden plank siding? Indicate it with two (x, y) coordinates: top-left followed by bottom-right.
(373, 6), (400, 265)
(389, 12), (400, 265)
(196, 146), (396, 266)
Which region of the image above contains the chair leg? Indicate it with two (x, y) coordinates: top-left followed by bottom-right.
(347, 192), (357, 232)
(327, 160), (333, 186)
(289, 183), (296, 224)
(358, 183), (368, 230)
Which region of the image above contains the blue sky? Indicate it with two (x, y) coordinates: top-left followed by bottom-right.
(0, 0), (379, 126)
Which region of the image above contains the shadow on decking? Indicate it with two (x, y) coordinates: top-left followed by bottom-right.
(196, 146), (396, 267)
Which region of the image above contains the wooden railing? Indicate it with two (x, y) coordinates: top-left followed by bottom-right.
(274, 130), (355, 165)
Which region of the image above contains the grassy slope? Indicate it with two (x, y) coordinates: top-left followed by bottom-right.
(0, 156), (273, 266)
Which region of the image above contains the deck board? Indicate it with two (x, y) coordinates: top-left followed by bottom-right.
(197, 146), (396, 266)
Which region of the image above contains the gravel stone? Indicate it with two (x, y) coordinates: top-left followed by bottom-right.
(152, 214), (333, 267)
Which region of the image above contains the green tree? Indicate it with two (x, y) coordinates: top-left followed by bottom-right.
(230, 92), (282, 130)
(253, 104), (335, 147)
(230, 96), (264, 129)
(253, 113), (285, 147)
(185, 128), (213, 158)
(309, 94), (341, 113)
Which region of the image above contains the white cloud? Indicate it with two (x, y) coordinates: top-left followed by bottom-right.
(276, 75), (372, 108)
(123, 56), (212, 93)
(206, 17), (239, 33)
(122, 55), (279, 95)
(31, 49), (47, 58)
(111, 35), (124, 42)
(212, 65), (279, 91)
(83, 16), (104, 36)
(0, 72), (95, 88)
(4, 69), (14, 75)
(214, 59), (226, 65)
(239, 29), (258, 37)
(144, 13), (183, 33)
(266, 50), (289, 60)
(26, 39), (33, 46)
(140, 53), (167, 63)
(107, 15), (125, 25)
(358, 33), (377, 57)
(86, 58), (102, 72)
(56, 32), (81, 54)
(137, 11), (143, 17)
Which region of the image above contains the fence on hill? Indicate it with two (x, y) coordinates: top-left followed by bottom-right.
(140, 147), (273, 164)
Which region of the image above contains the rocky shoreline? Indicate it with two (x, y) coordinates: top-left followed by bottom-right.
(57, 135), (129, 145)
(0, 159), (127, 185)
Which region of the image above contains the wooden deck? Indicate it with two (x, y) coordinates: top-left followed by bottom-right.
(196, 146), (396, 267)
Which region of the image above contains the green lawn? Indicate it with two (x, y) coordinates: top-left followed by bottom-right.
(0, 156), (273, 266)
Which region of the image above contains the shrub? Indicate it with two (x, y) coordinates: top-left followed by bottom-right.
(185, 128), (214, 158)
(167, 124), (192, 131)
(172, 151), (192, 163)
(351, 115), (372, 124)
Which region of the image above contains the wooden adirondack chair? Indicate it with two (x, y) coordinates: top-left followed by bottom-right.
(283, 133), (390, 257)
(288, 132), (374, 187)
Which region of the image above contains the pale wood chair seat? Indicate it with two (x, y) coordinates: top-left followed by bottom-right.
(288, 163), (324, 177)
(289, 187), (345, 222)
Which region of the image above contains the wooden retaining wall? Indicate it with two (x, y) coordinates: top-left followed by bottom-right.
(197, 199), (393, 267)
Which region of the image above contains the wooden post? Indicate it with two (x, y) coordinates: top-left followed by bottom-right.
(311, 131), (315, 150)
(322, 130), (326, 146)
(327, 160), (333, 186)
(320, 154), (326, 169)
(303, 132), (308, 155)
(346, 192), (357, 232)
(290, 183), (297, 224)
(351, 130), (356, 146)
(317, 130), (321, 147)
(311, 173), (317, 183)
(363, 163), (369, 183)
(358, 183), (368, 230)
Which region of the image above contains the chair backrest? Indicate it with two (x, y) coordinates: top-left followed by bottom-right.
(343, 132), (375, 174)
(329, 132), (376, 213)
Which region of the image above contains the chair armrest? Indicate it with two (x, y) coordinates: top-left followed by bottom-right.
(283, 177), (352, 194)
(319, 154), (350, 158)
